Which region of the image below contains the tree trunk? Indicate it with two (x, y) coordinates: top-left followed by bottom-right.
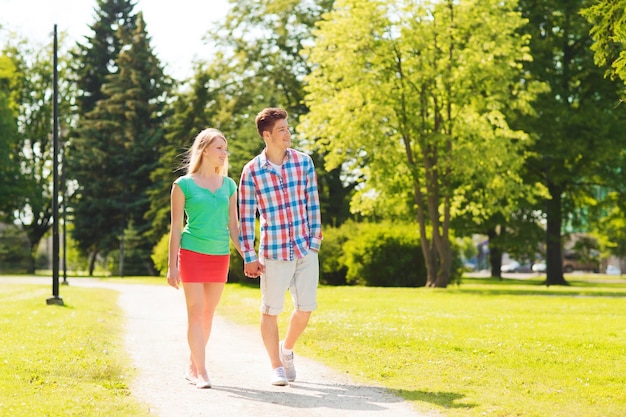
(425, 163), (451, 287)
(88, 251), (97, 276)
(487, 227), (502, 279)
(418, 220), (437, 286)
(26, 243), (36, 274)
(545, 184), (568, 286)
(414, 183), (437, 286)
(430, 215), (451, 288)
(433, 234), (451, 288)
(423, 242), (438, 287)
(25, 224), (49, 274)
(119, 229), (125, 278)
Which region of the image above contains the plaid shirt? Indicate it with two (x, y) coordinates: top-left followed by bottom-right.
(238, 148), (322, 263)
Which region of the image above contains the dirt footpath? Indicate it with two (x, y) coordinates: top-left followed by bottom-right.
(114, 282), (431, 417)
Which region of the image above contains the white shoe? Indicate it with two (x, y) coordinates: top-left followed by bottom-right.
(184, 372), (196, 385)
(279, 341), (296, 382)
(196, 374), (212, 389)
(271, 366), (288, 386)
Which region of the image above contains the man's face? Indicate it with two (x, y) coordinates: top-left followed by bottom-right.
(264, 119), (291, 150)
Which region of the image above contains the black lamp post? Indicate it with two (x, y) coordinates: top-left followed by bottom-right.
(47, 24), (64, 306)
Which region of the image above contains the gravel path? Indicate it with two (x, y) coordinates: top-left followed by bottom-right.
(7, 278), (429, 417)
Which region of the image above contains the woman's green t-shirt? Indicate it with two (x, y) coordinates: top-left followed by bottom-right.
(174, 175), (237, 255)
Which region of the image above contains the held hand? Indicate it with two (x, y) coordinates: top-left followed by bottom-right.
(167, 268), (180, 289)
(244, 260), (263, 279)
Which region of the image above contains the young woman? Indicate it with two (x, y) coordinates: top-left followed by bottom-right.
(167, 128), (242, 389)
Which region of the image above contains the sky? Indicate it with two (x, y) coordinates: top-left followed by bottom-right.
(0, 0), (231, 79)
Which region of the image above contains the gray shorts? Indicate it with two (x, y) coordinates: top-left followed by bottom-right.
(259, 251), (319, 315)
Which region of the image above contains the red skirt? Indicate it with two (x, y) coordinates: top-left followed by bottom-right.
(178, 249), (229, 283)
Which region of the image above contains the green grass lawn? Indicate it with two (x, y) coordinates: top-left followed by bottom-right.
(2, 274), (625, 417)
(0, 283), (149, 417)
(218, 276), (626, 417)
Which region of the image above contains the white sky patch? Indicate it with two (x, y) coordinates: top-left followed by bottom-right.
(0, 0), (230, 79)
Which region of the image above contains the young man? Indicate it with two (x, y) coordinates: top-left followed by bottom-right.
(238, 107), (322, 386)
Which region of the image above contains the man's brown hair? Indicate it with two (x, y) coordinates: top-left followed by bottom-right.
(255, 107), (288, 138)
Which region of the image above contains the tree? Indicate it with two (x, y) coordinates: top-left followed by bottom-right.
(68, 0), (137, 274)
(71, 12), (169, 276)
(208, 0), (335, 121)
(582, 0), (626, 90)
(595, 192), (626, 270)
(72, 0), (138, 115)
(189, 0), (353, 227)
(516, 0), (626, 285)
(303, 0), (539, 287)
(582, 1), (626, 274)
(3, 36), (74, 273)
(0, 53), (22, 221)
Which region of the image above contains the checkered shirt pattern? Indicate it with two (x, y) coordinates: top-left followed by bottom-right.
(238, 148), (322, 263)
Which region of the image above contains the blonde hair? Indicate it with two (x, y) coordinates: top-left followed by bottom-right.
(185, 128), (228, 176)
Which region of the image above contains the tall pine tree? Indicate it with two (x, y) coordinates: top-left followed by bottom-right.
(72, 0), (137, 115)
(102, 12), (169, 275)
(69, 2), (169, 275)
(69, 0), (137, 274)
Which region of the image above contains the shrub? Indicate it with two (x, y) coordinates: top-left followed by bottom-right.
(151, 233), (169, 276)
(151, 220), (460, 287)
(228, 242), (245, 283)
(0, 223), (31, 272)
(319, 221), (359, 285)
(343, 222), (427, 287)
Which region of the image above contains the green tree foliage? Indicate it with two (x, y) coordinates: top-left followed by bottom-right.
(0, 53), (22, 221)
(69, 5), (169, 276)
(516, 0), (626, 285)
(108, 13), (169, 275)
(582, 0), (626, 89)
(583, 1), (626, 271)
(148, 0), (333, 247)
(0, 223), (30, 272)
(146, 68), (223, 243)
(595, 193), (626, 266)
(8, 43), (53, 273)
(209, 0), (334, 121)
(68, 0), (138, 274)
(72, 0), (137, 115)
(106, 221), (153, 276)
(303, 0), (538, 287)
(2, 35), (74, 273)
(198, 0), (328, 176)
(180, 0), (354, 229)
(150, 232), (169, 276)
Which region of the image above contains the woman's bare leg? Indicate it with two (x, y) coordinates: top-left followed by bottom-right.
(183, 282), (224, 384)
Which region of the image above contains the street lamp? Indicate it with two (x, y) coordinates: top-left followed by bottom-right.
(47, 23), (63, 306)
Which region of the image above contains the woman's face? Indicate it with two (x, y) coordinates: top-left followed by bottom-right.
(202, 136), (228, 167)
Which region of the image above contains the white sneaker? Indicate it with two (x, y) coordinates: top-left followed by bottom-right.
(184, 372), (196, 385)
(271, 366), (288, 386)
(279, 341), (296, 382)
(196, 374), (211, 389)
